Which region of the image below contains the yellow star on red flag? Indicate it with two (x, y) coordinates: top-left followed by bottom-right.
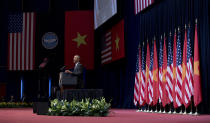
(194, 61), (200, 76)
(115, 34), (120, 51)
(72, 32), (87, 48)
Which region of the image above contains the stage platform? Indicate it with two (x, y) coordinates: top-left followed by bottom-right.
(32, 89), (104, 115)
(56, 89), (103, 101)
(0, 108), (210, 123)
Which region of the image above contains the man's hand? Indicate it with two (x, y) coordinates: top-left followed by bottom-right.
(65, 70), (72, 74)
(65, 70), (73, 74)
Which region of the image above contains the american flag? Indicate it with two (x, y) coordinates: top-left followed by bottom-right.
(148, 42), (154, 105)
(138, 45), (142, 105)
(140, 43), (146, 106)
(101, 31), (112, 64)
(158, 36), (163, 103)
(134, 46), (140, 106)
(8, 12), (36, 71)
(184, 27), (193, 106)
(134, 0), (155, 15)
(175, 30), (182, 107)
(166, 33), (173, 103)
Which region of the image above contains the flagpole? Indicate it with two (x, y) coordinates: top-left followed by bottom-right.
(155, 104), (158, 113)
(163, 33), (166, 114)
(163, 106), (166, 113)
(189, 100), (193, 115)
(136, 106), (141, 112)
(156, 101), (160, 113)
(179, 105), (183, 114)
(142, 104), (145, 112)
(173, 107), (177, 114)
(159, 102), (162, 113)
(146, 104), (149, 112)
(143, 105), (146, 112)
(183, 106), (187, 114)
(183, 25), (187, 115)
(149, 105), (152, 113)
(139, 105), (142, 112)
(146, 39), (149, 113)
(139, 106), (142, 112)
(194, 106), (199, 115)
(168, 103), (172, 114)
(159, 101), (162, 113)
(187, 22), (193, 115)
(171, 104), (175, 114)
(149, 105), (153, 112)
(168, 31), (172, 114)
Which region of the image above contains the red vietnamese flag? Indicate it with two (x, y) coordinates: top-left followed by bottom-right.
(194, 22), (202, 106)
(111, 20), (125, 62)
(145, 41), (150, 104)
(162, 36), (168, 107)
(138, 44), (143, 105)
(172, 31), (177, 108)
(101, 20), (125, 64)
(65, 11), (94, 69)
(152, 38), (159, 105)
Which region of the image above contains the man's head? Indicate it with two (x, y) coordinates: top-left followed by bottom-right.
(73, 55), (80, 64)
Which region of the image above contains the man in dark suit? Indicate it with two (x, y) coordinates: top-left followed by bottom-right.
(64, 55), (84, 89)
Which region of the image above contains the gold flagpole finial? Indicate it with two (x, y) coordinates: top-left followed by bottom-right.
(138, 43), (141, 48)
(195, 18), (198, 24)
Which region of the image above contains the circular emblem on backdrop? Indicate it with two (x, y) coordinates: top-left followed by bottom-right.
(42, 32), (58, 49)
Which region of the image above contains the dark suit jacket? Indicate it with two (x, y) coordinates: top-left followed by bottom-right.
(71, 62), (84, 88)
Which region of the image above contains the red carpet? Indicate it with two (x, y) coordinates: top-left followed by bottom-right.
(0, 108), (210, 123)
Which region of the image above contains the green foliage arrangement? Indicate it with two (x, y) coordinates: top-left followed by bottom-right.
(48, 97), (111, 116)
(0, 102), (33, 108)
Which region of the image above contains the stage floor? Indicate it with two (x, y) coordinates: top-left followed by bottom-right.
(0, 108), (210, 123)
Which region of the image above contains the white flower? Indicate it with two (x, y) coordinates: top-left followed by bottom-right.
(48, 108), (52, 112)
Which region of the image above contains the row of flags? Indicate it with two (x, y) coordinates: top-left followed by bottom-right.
(8, 11), (125, 70)
(8, 11), (95, 71)
(134, 23), (202, 108)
